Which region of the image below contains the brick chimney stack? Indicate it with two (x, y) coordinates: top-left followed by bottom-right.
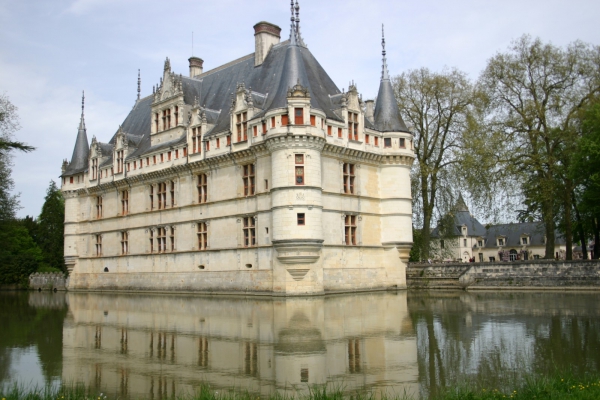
(254, 21), (281, 67)
(189, 56), (204, 78)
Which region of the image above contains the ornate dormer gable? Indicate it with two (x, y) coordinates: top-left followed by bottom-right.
(285, 80), (311, 126)
(151, 57), (187, 142)
(230, 83), (259, 143)
(520, 233), (531, 246)
(189, 99), (219, 154)
(344, 82), (363, 141)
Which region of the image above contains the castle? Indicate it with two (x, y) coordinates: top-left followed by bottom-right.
(61, 3), (415, 295)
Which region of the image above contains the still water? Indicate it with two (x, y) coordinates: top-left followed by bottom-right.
(1, 290), (600, 399)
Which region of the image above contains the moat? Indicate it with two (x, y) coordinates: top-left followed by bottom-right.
(1, 290), (599, 399)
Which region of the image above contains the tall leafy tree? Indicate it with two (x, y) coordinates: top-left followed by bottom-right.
(37, 181), (65, 272)
(394, 68), (478, 259)
(478, 36), (600, 258)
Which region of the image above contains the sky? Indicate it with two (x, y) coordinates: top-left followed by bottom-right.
(1, 0), (599, 218)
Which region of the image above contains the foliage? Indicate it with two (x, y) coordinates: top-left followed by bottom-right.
(477, 35), (600, 258)
(37, 181), (65, 272)
(0, 223), (47, 286)
(409, 227), (423, 262)
(0, 93), (33, 154)
(393, 68), (479, 259)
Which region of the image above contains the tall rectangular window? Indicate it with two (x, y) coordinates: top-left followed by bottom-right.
(310, 115), (316, 126)
(327, 126), (332, 136)
(399, 138), (406, 148)
(295, 154), (304, 185)
(170, 226), (175, 251)
(95, 235), (102, 256)
(121, 190), (129, 215)
(174, 106), (179, 126)
(197, 222), (208, 251)
(294, 108), (304, 125)
(157, 182), (167, 210)
(149, 230), (154, 253)
(343, 163), (355, 194)
(192, 127), (202, 154)
(374, 137), (379, 146)
(384, 138), (392, 148)
(170, 181), (175, 207)
(338, 127), (342, 138)
(253, 126), (258, 137)
(297, 213), (305, 225)
(183, 147), (187, 157)
(121, 232), (128, 255)
(365, 134), (370, 144)
(149, 185), (154, 210)
(157, 227), (167, 253)
(205, 141), (210, 151)
(344, 215), (356, 246)
(243, 164), (255, 196)
(91, 158), (98, 180)
(216, 138), (220, 149)
(281, 114), (289, 126)
(236, 112), (248, 142)
(227, 135), (231, 146)
(197, 174), (208, 203)
(96, 196), (103, 218)
(168, 151), (172, 161)
(348, 112), (359, 141)
(116, 150), (124, 173)
(243, 217), (256, 247)
(262, 122), (267, 135)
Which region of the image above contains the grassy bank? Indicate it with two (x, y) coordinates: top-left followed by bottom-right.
(2, 373), (600, 400)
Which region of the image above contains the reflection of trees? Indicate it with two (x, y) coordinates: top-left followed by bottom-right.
(409, 292), (600, 398)
(0, 291), (68, 383)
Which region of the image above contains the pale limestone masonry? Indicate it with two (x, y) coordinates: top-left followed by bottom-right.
(61, 12), (414, 296)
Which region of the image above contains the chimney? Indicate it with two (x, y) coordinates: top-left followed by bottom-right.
(189, 56), (204, 78)
(365, 100), (375, 122)
(254, 21), (281, 66)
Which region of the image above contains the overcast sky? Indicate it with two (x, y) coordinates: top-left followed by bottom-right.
(1, 0), (599, 219)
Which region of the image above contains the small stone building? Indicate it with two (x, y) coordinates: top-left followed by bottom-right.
(61, 6), (415, 295)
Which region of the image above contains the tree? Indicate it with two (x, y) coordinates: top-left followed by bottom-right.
(0, 93), (33, 154)
(37, 181), (65, 271)
(394, 68), (478, 259)
(478, 36), (600, 258)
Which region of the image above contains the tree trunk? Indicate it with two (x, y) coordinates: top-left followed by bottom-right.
(572, 193), (588, 260)
(542, 198), (556, 259)
(564, 180), (573, 260)
(593, 216), (600, 260)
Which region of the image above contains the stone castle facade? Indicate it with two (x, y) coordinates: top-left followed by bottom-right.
(61, 9), (415, 295)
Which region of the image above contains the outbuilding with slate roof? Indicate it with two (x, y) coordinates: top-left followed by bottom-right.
(61, 2), (415, 295)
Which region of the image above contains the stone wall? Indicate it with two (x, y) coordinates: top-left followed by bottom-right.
(407, 260), (600, 290)
(29, 272), (67, 291)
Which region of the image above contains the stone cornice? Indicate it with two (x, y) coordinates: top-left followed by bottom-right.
(265, 134), (326, 152)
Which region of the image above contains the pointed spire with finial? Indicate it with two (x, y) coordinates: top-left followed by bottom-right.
(137, 69), (141, 101)
(294, 0), (305, 47)
(381, 24), (389, 81)
(64, 90), (90, 176)
(289, 0), (297, 45)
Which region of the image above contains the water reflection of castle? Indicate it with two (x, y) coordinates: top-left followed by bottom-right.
(62, 292), (419, 398)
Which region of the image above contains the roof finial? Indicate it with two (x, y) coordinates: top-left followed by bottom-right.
(78, 90), (86, 131)
(381, 24), (389, 81)
(289, 0), (297, 45)
(294, 1), (305, 47)
(137, 69), (141, 101)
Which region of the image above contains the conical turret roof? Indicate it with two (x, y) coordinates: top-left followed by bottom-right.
(63, 92), (90, 176)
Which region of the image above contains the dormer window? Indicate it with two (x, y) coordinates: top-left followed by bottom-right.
(462, 226), (467, 235)
(116, 150), (124, 173)
(294, 108), (304, 125)
(192, 127), (201, 154)
(478, 240), (483, 247)
(348, 112), (359, 141)
(174, 106), (179, 126)
(162, 109), (171, 130)
(498, 238), (505, 246)
(521, 237), (529, 245)
(154, 113), (159, 132)
(91, 158), (98, 180)
(236, 112), (248, 142)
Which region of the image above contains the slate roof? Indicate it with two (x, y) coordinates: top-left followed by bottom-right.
(63, 106), (90, 176)
(65, 21), (410, 170)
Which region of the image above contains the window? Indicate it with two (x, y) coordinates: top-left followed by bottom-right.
(205, 141), (210, 151)
(265, 179), (269, 190)
(157, 227), (167, 253)
(149, 229), (154, 253)
(253, 126), (258, 137)
(197, 174), (208, 203)
(160, 153), (164, 162)
(243, 217), (256, 247)
(271, 117), (276, 128)
(478, 240), (483, 247)
(310, 115), (316, 126)
(169, 227), (175, 251)
(295, 154), (304, 185)
(297, 213), (305, 225)
(174, 106), (179, 126)
(489, 256), (496, 262)
(348, 112), (359, 141)
(69, 176), (73, 184)
(216, 138), (220, 149)
(192, 127), (202, 153)
(509, 250), (518, 261)
(126, 162), (130, 171)
(327, 126), (332, 136)
(227, 135), (231, 146)
(243, 164), (255, 196)
(157, 182), (167, 210)
(365, 134), (370, 144)
(338, 127), (342, 138)
(498, 238), (505, 246)
(281, 114), (289, 126)
(294, 108), (304, 125)
(116, 150), (124, 173)
(344, 215), (357, 246)
(521, 237), (528, 245)
(342, 163), (355, 194)
(400, 138), (406, 148)
(374, 137), (379, 146)
(236, 112), (248, 142)
(478, 253), (483, 262)
(154, 113), (159, 132)
(91, 158), (98, 180)
(153, 155), (157, 164)
(183, 147), (188, 157)
(170, 181), (175, 207)
(96, 196), (103, 218)
(175, 149), (179, 159)
(384, 138), (392, 148)
(262, 121), (267, 135)
(121, 190), (129, 215)
(95, 235), (102, 256)
(463, 239), (467, 247)
(121, 232), (128, 255)
(168, 151), (172, 161)
(197, 222), (207, 250)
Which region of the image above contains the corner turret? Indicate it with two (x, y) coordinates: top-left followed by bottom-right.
(63, 91), (90, 176)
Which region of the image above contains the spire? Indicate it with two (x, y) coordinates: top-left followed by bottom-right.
(137, 69), (141, 101)
(289, 0), (297, 45)
(65, 91), (90, 176)
(381, 24), (389, 81)
(373, 27), (409, 133)
(455, 194), (469, 212)
(289, 0), (305, 47)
